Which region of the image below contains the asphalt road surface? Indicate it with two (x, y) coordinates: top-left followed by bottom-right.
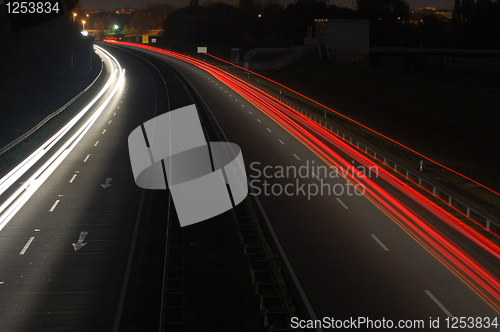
(111, 44), (500, 330)
(0, 46), (158, 331)
(0, 41), (498, 332)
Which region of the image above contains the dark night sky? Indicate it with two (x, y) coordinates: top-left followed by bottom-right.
(80, 0), (455, 10)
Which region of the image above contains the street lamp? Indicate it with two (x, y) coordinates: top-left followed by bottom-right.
(73, 12), (77, 22)
(82, 20), (86, 31)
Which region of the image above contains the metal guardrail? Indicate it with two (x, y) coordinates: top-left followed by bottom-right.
(0, 60), (104, 157)
(245, 79), (500, 235)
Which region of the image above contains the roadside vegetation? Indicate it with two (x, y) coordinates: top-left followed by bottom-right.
(0, 10), (101, 177)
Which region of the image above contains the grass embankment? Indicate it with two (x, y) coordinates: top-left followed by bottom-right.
(0, 54), (104, 178)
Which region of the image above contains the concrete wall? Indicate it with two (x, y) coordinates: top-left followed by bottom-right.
(326, 20), (370, 50)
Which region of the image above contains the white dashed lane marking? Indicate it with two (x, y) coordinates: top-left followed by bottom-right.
(371, 234), (389, 251)
(49, 200), (60, 212)
(336, 198), (349, 209)
(19, 237), (35, 255)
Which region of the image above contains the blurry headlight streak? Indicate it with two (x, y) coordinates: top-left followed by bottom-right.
(107, 41), (499, 314)
(0, 45), (125, 231)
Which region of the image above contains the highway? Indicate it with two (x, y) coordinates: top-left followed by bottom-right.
(0, 46), (158, 331)
(0, 40), (498, 332)
(105, 43), (499, 329)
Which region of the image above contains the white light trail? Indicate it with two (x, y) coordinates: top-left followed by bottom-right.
(0, 45), (125, 232)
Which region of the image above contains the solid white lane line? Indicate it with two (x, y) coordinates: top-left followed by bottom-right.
(336, 198), (349, 209)
(83, 154), (91, 162)
(19, 237), (35, 255)
(279, 139), (284, 145)
(102, 129), (106, 134)
(94, 141), (99, 146)
(267, 128), (272, 132)
(425, 290), (453, 317)
(69, 174), (77, 183)
(257, 119), (261, 122)
(371, 234), (389, 251)
(49, 200), (60, 212)
(293, 154), (300, 160)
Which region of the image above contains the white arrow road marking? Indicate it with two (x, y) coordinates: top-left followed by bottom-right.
(101, 178), (112, 189)
(19, 237), (35, 255)
(72, 231), (89, 252)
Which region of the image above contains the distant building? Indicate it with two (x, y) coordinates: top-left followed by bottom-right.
(305, 19), (370, 64)
(418, 7), (436, 15)
(411, 7), (452, 23)
(435, 9), (452, 21)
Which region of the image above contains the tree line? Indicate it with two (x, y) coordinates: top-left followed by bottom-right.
(0, 8), (97, 148)
(157, 0), (500, 50)
(453, 0), (500, 49)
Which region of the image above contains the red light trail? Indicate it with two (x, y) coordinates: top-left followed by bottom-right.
(206, 53), (500, 198)
(106, 41), (500, 313)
